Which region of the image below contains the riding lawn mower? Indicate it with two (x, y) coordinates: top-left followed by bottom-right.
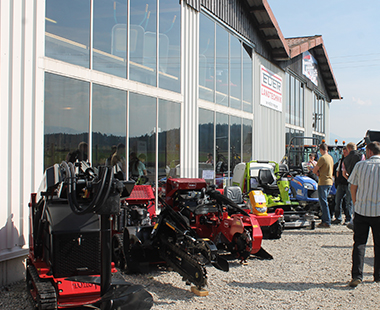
(232, 160), (315, 229)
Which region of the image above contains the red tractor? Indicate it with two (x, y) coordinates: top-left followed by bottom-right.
(163, 178), (283, 262)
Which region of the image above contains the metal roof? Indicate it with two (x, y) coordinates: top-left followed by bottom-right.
(245, 0), (341, 100)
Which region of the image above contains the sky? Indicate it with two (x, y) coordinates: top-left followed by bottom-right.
(268, 0), (380, 145)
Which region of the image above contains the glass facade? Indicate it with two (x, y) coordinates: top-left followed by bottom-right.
(44, 73), (89, 168)
(44, 73), (180, 188)
(199, 14), (253, 111)
(45, 0), (180, 92)
(199, 109), (251, 188)
(285, 73), (304, 127)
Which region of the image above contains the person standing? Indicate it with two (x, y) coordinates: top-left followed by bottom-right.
(313, 143), (334, 228)
(347, 142), (380, 287)
(342, 142), (364, 229)
(332, 146), (352, 225)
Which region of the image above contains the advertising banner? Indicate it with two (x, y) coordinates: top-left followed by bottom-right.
(302, 51), (318, 86)
(260, 66), (282, 112)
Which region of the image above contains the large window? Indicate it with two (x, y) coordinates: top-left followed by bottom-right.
(93, 0), (127, 78)
(230, 37), (242, 109)
(215, 25), (229, 106)
(129, 0), (157, 86)
(45, 0), (90, 67)
(242, 119), (253, 162)
(128, 93), (156, 184)
(45, 0), (181, 92)
(285, 73), (304, 127)
(158, 99), (181, 180)
(199, 109), (215, 184)
(313, 94), (325, 134)
(92, 84), (127, 171)
(199, 14), (253, 111)
(159, 0), (181, 92)
(44, 73), (89, 169)
(199, 16), (215, 102)
(199, 110), (249, 188)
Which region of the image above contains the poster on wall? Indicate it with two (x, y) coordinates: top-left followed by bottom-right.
(260, 65), (282, 112)
(302, 51), (318, 86)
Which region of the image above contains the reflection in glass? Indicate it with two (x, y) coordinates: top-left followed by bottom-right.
(44, 73), (89, 169)
(199, 15), (215, 102)
(216, 25), (228, 106)
(158, 99), (180, 184)
(216, 113), (229, 188)
(243, 44), (253, 112)
(159, 0), (181, 92)
(230, 116), (241, 173)
(129, 93), (156, 185)
(130, 0), (157, 86)
(243, 119), (252, 162)
(92, 84), (127, 173)
(199, 109), (214, 184)
(45, 0), (90, 67)
(93, 0), (127, 78)
(230, 35), (241, 109)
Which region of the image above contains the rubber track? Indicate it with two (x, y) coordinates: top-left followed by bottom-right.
(27, 264), (57, 309)
(158, 237), (207, 289)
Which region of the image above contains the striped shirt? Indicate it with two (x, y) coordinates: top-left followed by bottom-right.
(348, 155), (380, 217)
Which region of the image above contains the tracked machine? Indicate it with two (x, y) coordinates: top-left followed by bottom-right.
(26, 161), (153, 309)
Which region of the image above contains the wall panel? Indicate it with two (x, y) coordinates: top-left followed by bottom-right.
(0, 0), (44, 286)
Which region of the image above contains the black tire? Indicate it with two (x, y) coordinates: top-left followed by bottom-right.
(266, 222), (283, 239)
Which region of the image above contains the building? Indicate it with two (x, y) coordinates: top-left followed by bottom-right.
(0, 0), (340, 286)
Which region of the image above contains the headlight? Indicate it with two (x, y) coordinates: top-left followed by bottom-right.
(255, 206), (267, 214)
(303, 183), (314, 190)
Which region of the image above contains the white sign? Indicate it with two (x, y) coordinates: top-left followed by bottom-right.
(260, 66), (282, 112)
(202, 170), (214, 180)
(302, 51), (318, 86)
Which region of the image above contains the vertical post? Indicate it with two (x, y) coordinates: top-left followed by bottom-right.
(100, 214), (112, 296)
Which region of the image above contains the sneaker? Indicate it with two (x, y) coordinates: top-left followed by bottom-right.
(349, 278), (362, 287)
(347, 222), (354, 230)
(317, 222), (331, 228)
(331, 219), (342, 225)
(344, 221), (350, 225)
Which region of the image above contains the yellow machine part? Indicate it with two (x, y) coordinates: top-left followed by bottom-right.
(249, 190), (268, 216)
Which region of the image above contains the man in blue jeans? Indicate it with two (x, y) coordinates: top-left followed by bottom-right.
(313, 143), (334, 228)
(332, 146), (353, 224)
(347, 141), (380, 287)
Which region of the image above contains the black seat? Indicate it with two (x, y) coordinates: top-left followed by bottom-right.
(224, 186), (246, 208)
(258, 168), (280, 196)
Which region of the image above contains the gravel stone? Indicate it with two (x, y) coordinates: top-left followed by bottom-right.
(1, 224), (379, 309)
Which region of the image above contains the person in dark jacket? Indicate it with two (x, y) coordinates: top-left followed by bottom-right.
(332, 146), (351, 224)
(342, 142), (364, 229)
(343, 142), (363, 180)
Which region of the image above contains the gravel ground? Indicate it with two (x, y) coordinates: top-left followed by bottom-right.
(1, 223), (379, 310)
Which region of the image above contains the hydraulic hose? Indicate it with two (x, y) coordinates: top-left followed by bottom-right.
(61, 161), (112, 215)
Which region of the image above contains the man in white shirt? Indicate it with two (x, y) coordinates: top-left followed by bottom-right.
(347, 141), (380, 287)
